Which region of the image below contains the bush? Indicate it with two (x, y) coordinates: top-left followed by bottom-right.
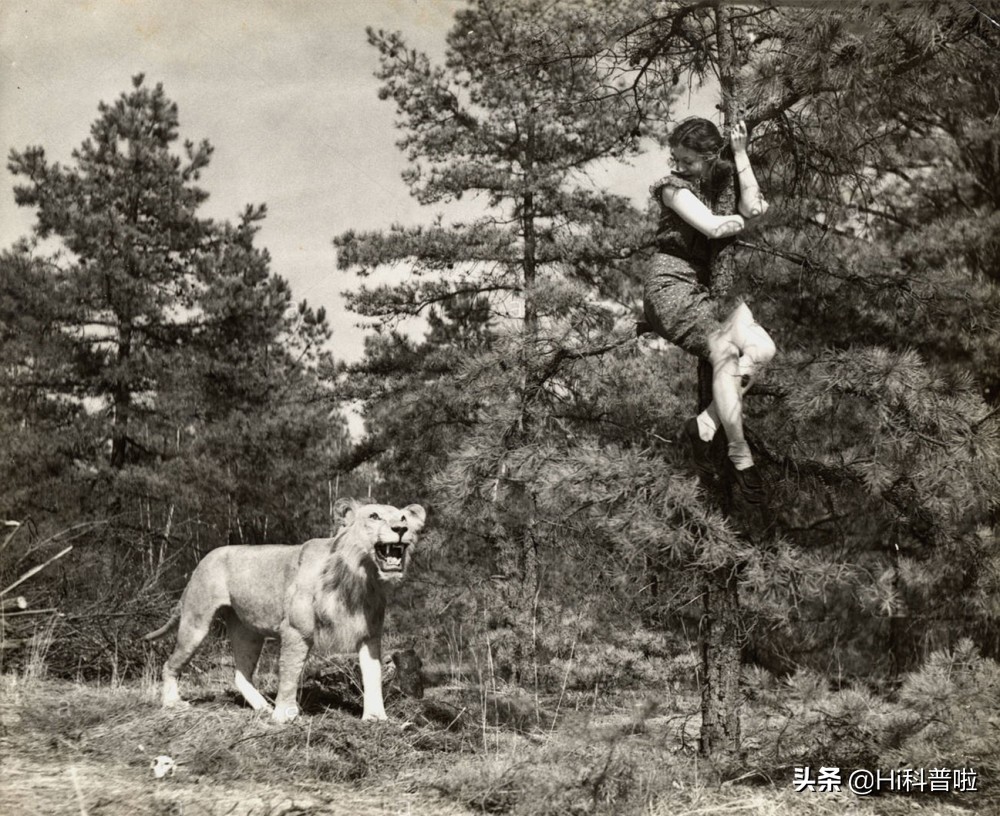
(548, 627), (697, 693)
(436, 739), (649, 816)
(746, 668), (893, 768)
(745, 640), (999, 806)
(880, 639), (1000, 794)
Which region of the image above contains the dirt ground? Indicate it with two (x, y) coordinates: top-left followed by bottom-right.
(1, 753), (467, 816)
(0, 674), (474, 816)
(0, 673), (986, 816)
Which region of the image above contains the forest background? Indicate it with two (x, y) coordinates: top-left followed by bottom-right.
(2, 0), (1000, 811)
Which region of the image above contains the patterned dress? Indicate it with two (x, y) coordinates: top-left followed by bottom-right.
(642, 173), (729, 360)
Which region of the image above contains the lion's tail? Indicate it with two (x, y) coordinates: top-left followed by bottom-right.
(143, 606), (181, 641)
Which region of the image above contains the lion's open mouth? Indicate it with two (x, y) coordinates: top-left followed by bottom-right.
(374, 542), (407, 572)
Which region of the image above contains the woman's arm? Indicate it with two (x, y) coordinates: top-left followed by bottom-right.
(731, 121), (769, 219)
(661, 186), (745, 238)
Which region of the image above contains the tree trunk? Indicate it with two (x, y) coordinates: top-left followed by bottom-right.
(522, 116), (539, 336)
(700, 566), (742, 754)
(110, 324), (133, 469)
(493, 484), (540, 683)
(491, 114), (542, 684)
(697, 2), (743, 758)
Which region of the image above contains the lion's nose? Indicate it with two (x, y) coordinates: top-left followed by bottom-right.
(391, 524), (408, 538)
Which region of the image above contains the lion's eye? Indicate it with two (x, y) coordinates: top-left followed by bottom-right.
(369, 512), (380, 520)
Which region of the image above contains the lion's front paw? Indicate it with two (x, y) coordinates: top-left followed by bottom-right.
(272, 704), (300, 724)
(361, 711), (388, 723)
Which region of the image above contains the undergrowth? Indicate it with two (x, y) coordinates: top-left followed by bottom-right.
(2, 640), (996, 815)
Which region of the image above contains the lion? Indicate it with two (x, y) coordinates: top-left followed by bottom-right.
(143, 498), (426, 723)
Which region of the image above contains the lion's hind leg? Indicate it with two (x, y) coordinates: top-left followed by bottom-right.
(159, 553), (234, 709)
(161, 600), (218, 708)
(224, 612), (270, 713)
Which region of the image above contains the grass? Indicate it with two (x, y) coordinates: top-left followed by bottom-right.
(0, 661), (989, 816)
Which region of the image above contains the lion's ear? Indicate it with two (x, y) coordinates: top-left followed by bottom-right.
(404, 504), (427, 529)
(334, 498), (359, 525)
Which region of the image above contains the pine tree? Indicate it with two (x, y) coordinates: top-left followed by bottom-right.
(593, 0), (1000, 755)
(0, 246), (100, 520)
(6, 76), (346, 545)
(3, 78), (348, 672)
(335, 0), (655, 680)
(182, 204), (345, 549)
(740, 1), (1000, 675)
(8, 75), (212, 474)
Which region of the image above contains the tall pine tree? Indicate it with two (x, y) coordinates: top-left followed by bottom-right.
(9, 75), (211, 474)
(335, 0), (657, 680)
(3, 77), (347, 674)
(587, 0), (1000, 755)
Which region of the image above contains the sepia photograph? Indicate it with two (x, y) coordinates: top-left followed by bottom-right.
(1, 1), (998, 814)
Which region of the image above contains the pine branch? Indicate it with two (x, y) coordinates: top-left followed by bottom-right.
(410, 284), (520, 315)
(334, 439), (387, 473)
(972, 406), (1000, 430)
(735, 240), (915, 293)
(528, 332), (639, 397)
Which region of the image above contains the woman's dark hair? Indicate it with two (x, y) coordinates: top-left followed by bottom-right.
(668, 117), (735, 188)
(668, 117), (725, 156)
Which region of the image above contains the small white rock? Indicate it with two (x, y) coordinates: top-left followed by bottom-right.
(151, 755), (175, 779)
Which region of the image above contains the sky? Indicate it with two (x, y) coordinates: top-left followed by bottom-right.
(0, 0), (714, 368)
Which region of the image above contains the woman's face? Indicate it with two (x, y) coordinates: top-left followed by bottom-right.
(671, 145), (706, 179)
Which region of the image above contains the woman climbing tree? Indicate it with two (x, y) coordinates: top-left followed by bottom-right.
(642, 118), (775, 503)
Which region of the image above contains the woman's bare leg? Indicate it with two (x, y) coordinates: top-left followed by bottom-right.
(695, 303), (775, 444)
(731, 303), (776, 388)
(706, 331), (753, 469)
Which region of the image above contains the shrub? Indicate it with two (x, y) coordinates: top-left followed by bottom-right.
(880, 639), (1000, 794)
(746, 640), (999, 806)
